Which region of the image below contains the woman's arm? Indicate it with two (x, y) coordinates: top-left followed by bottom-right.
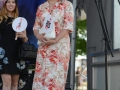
(22, 30), (28, 42)
(33, 5), (45, 42)
(33, 29), (45, 42)
(42, 29), (69, 45)
(16, 30), (28, 42)
(55, 29), (69, 42)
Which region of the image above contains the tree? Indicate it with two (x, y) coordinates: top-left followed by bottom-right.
(76, 19), (87, 56)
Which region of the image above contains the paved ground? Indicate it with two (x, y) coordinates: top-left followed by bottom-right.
(76, 82), (87, 90)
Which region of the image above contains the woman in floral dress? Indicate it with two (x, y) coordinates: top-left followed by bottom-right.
(32, 0), (74, 90)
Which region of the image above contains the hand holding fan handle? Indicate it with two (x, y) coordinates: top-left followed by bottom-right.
(15, 35), (17, 40)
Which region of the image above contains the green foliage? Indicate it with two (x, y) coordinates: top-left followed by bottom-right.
(76, 19), (87, 56)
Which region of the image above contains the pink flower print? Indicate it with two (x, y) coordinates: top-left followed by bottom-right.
(35, 62), (42, 72)
(36, 9), (42, 17)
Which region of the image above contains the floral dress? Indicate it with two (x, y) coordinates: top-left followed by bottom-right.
(32, 0), (74, 90)
(0, 17), (21, 74)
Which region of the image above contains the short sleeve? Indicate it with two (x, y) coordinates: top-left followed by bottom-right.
(33, 6), (42, 31)
(63, 1), (74, 32)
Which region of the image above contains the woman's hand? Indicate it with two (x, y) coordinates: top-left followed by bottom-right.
(16, 30), (28, 42)
(41, 38), (57, 45)
(36, 33), (45, 42)
(16, 32), (26, 39)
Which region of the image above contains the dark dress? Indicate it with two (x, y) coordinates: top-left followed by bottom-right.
(0, 17), (21, 74)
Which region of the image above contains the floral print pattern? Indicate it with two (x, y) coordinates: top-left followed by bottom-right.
(3, 57), (8, 64)
(0, 47), (21, 71)
(17, 63), (21, 69)
(0, 46), (21, 72)
(0, 47), (5, 59)
(32, 0), (74, 90)
(19, 79), (26, 89)
(20, 61), (26, 70)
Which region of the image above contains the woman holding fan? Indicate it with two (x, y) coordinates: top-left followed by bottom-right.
(0, 0), (28, 90)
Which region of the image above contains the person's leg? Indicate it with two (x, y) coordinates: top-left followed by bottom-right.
(11, 74), (20, 90)
(1, 74), (11, 90)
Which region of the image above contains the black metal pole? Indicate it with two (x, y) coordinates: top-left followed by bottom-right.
(95, 0), (113, 55)
(105, 39), (108, 90)
(94, 0), (114, 90)
(99, 1), (111, 44)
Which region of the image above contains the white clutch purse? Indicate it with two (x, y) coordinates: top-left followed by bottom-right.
(37, 15), (56, 45)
